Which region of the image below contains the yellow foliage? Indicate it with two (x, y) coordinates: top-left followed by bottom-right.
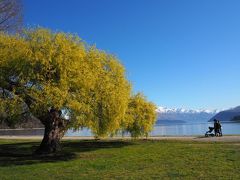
(0, 27), (156, 138)
(124, 93), (157, 138)
(82, 48), (131, 137)
(0, 28), (130, 136)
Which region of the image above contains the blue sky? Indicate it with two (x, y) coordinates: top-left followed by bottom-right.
(23, 0), (240, 110)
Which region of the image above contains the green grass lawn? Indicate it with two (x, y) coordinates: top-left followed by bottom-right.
(0, 139), (239, 179)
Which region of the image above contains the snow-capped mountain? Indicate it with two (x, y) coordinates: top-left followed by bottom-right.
(156, 106), (219, 123)
(156, 106), (220, 114)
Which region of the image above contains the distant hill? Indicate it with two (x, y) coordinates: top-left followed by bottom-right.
(209, 106), (240, 122)
(156, 106), (219, 122)
(0, 115), (43, 129)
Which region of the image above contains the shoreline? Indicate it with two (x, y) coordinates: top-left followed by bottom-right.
(0, 135), (240, 142)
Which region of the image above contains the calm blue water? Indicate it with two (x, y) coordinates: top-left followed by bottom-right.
(151, 122), (240, 136)
(66, 121), (240, 136)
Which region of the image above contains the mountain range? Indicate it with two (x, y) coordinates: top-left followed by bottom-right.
(156, 106), (219, 123)
(156, 107), (220, 114)
(156, 106), (240, 123)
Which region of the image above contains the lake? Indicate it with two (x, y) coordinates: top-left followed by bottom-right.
(0, 121), (239, 136)
(66, 121), (240, 136)
(151, 121), (240, 136)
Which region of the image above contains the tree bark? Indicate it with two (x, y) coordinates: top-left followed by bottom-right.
(35, 108), (66, 154)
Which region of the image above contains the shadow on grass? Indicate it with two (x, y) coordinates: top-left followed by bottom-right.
(0, 140), (135, 167)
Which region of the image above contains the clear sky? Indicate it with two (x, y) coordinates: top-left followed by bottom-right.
(23, 0), (240, 110)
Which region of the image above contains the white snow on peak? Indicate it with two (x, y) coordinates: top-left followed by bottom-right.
(156, 106), (220, 114)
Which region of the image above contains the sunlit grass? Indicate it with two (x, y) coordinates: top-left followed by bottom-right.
(0, 139), (239, 179)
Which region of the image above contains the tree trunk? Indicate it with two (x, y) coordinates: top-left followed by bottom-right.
(35, 108), (66, 154)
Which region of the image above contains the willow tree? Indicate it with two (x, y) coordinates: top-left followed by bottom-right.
(0, 28), (131, 154)
(83, 48), (131, 137)
(124, 93), (157, 138)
